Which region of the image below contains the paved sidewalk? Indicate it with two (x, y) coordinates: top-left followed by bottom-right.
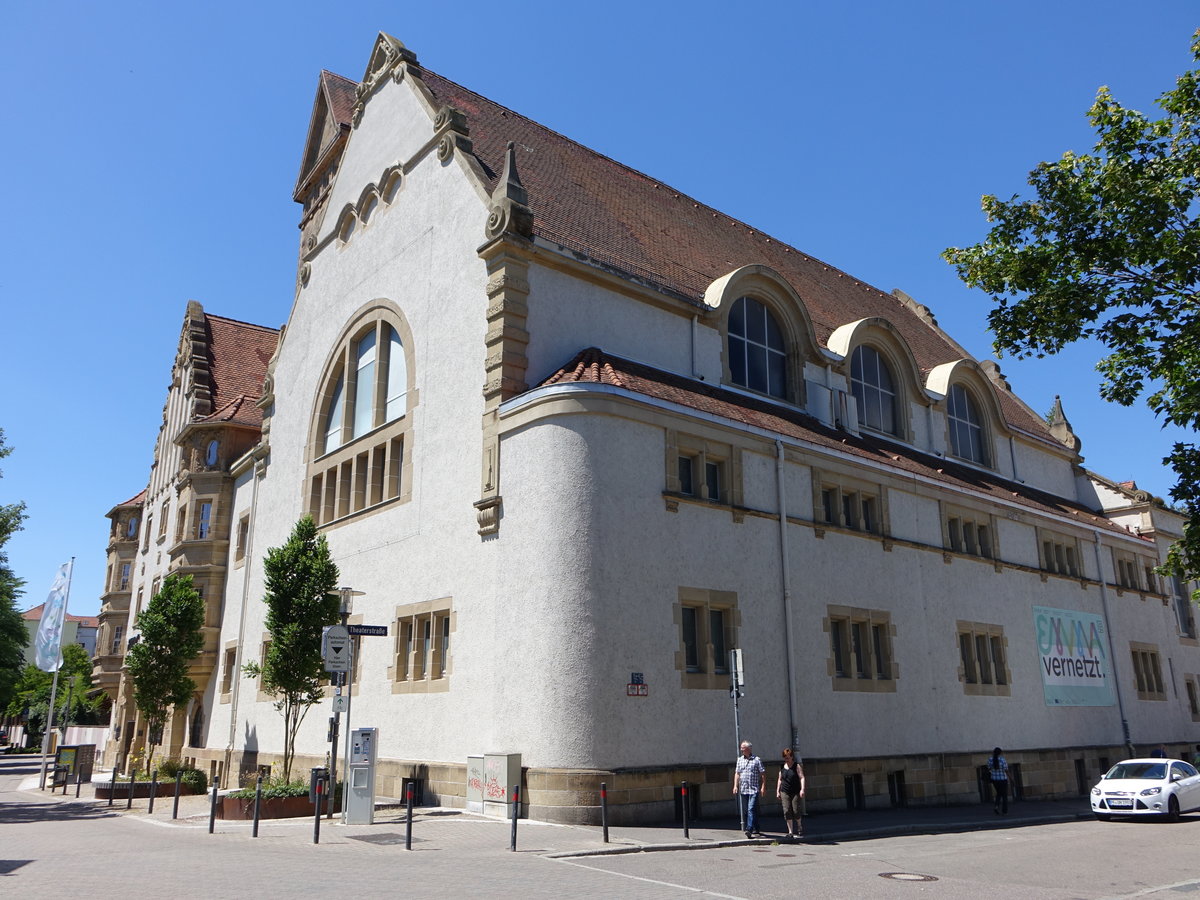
(21, 767), (1091, 858)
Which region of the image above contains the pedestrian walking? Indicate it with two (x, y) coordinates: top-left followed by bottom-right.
(987, 747), (1009, 814)
(732, 740), (765, 838)
(776, 747), (805, 840)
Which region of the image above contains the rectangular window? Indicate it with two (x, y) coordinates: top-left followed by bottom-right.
(945, 508), (994, 560)
(1186, 677), (1200, 720)
(678, 456), (695, 496)
(143, 515), (153, 551)
(1174, 576), (1196, 638)
(1040, 530), (1080, 576)
(236, 514), (250, 563)
(676, 588), (739, 689)
(1114, 553), (1143, 590)
(826, 606), (895, 692)
(391, 601), (453, 692)
(815, 475), (884, 535)
(110, 625), (124, 656)
(957, 622), (1010, 695)
(197, 501), (213, 540)
(705, 461), (722, 503)
(118, 563), (131, 592)
(221, 647), (236, 695)
(159, 502), (170, 538)
(1131, 644), (1166, 700)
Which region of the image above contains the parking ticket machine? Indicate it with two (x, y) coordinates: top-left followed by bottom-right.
(346, 727), (377, 824)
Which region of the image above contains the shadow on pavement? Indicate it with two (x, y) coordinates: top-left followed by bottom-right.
(0, 801), (121, 825)
(0, 860), (35, 876)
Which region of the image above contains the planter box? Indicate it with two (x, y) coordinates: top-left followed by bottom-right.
(94, 781), (197, 800)
(219, 793), (342, 820)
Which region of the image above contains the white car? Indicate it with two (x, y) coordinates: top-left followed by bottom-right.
(1091, 758), (1200, 820)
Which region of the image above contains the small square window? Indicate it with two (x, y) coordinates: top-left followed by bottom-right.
(678, 456), (695, 495)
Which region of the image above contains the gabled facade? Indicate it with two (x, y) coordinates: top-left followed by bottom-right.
(105, 33), (1199, 823)
(99, 301), (278, 768)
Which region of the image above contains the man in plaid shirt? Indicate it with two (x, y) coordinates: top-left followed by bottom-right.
(732, 740), (766, 837)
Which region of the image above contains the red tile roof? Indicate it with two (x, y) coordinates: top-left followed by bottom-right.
(375, 64), (1053, 444)
(201, 314), (279, 428)
(21, 603), (99, 626)
(322, 70), (357, 130)
(543, 348), (1138, 538)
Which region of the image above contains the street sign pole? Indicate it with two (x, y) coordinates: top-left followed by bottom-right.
(340, 638), (354, 825)
(730, 648), (745, 831)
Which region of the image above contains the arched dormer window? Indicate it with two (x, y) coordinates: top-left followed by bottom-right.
(947, 384), (988, 465)
(728, 296), (787, 399)
(309, 304), (415, 526)
(850, 346), (897, 435)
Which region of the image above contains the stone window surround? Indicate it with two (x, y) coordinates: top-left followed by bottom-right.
(388, 598), (454, 695)
(1185, 675), (1200, 721)
(943, 503), (997, 562)
(673, 587), (739, 691)
(1130, 642), (1166, 701)
(824, 604), (898, 693)
(664, 430), (742, 511)
(956, 620), (1011, 696)
(306, 301), (417, 529)
(812, 467), (887, 537)
(1037, 527), (1082, 579)
(219, 642), (238, 703)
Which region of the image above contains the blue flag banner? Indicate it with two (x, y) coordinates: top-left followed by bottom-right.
(34, 563), (71, 673)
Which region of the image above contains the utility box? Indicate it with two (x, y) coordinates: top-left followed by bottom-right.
(466, 755), (484, 814)
(483, 752), (521, 818)
(346, 727), (377, 825)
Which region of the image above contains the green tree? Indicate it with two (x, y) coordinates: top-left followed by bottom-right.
(944, 31), (1200, 590)
(0, 429), (28, 712)
(6, 645), (101, 746)
(125, 573), (205, 771)
(243, 515), (339, 781)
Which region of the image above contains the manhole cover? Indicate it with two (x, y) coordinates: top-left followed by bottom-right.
(348, 833), (414, 846)
(880, 873), (938, 882)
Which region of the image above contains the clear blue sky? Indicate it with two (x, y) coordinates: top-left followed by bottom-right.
(1, 2), (1195, 617)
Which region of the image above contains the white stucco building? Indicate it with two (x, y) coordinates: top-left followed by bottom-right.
(100, 33), (1200, 824)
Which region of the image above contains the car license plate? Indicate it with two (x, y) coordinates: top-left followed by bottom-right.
(1108, 798), (1133, 808)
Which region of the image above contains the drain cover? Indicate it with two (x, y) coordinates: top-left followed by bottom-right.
(880, 873), (938, 882)
(348, 833), (413, 846)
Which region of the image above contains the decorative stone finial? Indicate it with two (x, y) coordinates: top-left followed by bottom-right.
(1047, 395), (1082, 454)
(484, 142), (533, 239)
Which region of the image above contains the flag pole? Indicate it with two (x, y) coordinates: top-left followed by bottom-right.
(37, 559), (74, 789)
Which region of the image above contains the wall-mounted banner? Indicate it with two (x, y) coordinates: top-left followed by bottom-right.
(1033, 605), (1115, 707)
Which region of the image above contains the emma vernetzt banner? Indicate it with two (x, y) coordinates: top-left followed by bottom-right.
(1033, 605), (1115, 707)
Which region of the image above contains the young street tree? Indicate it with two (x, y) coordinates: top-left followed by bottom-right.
(944, 30), (1200, 590)
(0, 428), (28, 712)
(244, 515), (339, 782)
(125, 573), (205, 771)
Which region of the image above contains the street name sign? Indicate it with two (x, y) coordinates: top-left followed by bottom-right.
(348, 624), (388, 637)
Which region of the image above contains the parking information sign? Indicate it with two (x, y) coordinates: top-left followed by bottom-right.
(323, 624), (351, 673)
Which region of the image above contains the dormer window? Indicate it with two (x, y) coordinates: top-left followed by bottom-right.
(850, 346), (897, 435)
(947, 384), (988, 465)
(728, 296), (787, 399)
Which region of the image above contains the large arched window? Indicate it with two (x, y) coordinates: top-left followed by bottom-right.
(728, 296), (787, 399)
(947, 384), (988, 465)
(850, 346), (897, 435)
(310, 308), (414, 526)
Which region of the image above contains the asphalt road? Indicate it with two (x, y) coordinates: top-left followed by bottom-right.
(3, 754), (1198, 899)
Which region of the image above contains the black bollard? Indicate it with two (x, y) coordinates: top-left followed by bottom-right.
(107, 776), (115, 807)
(510, 785), (519, 852)
(252, 773), (263, 838)
(209, 778), (219, 834)
(127, 772), (136, 809)
(172, 771), (182, 819)
(405, 781), (414, 850)
(148, 770), (158, 814)
(681, 781), (690, 839)
(312, 773), (324, 845)
(601, 782), (609, 843)
(75, 771), (82, 799)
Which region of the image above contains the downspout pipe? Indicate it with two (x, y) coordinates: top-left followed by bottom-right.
(1092, 530), (1134, 756)
(775, 440), (800, 751)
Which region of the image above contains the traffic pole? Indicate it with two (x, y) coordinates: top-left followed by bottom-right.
(127, 771), (135, 809)
(172, 771), (182, 819)
(148, 770), (158, 814)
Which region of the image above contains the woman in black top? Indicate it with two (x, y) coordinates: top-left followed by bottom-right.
(776, 747), (805, 839)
